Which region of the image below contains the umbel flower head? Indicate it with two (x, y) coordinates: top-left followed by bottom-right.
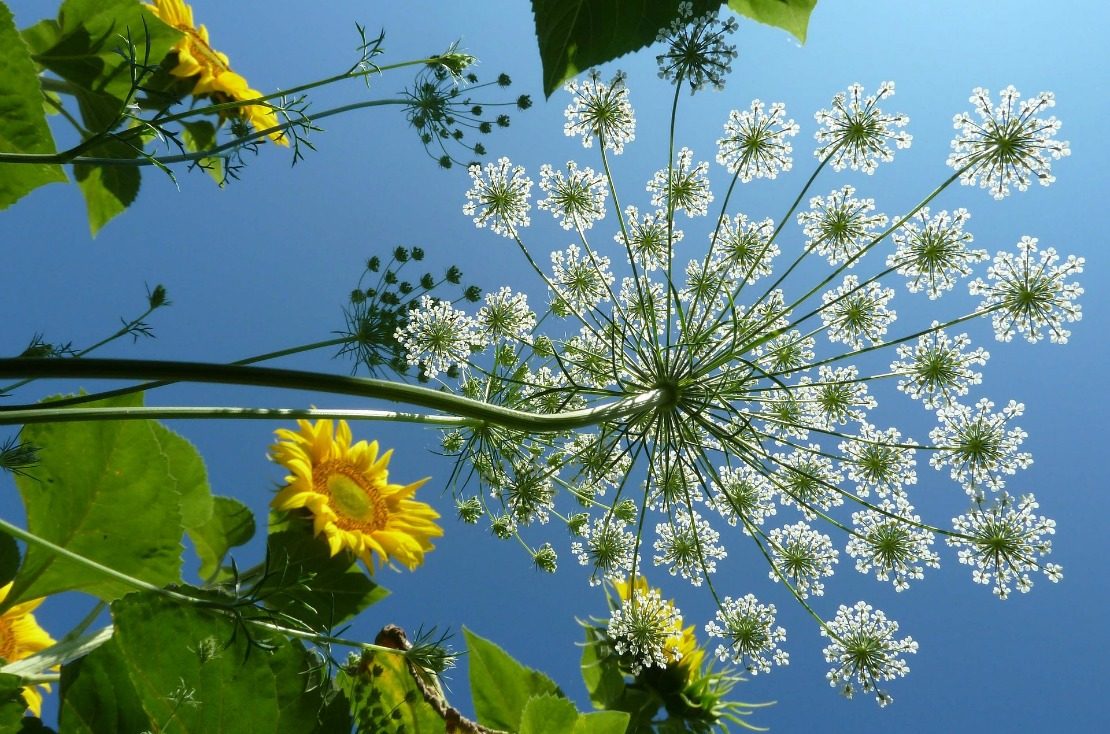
(0, 583), (55, 716)
(270, 420), (442, 571)
(146, 0), (288, 145)
(435, 43), (1080, 706)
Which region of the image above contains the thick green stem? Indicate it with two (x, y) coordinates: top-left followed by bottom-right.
(0, 358), (665, 433)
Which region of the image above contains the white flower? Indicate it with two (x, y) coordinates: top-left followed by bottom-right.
(947, 86), (1069, 199)
(615, 206), (682, 272)
(538, 161), (608, 230)
(888, 208), (987, 299)
(563, 71), (636, 154)
(820, 276), (897, 349)
(798, 185), (888, 267)
(647, 147), (713, 217)
(477, 287), (535, 342)
(929, 398), (1031, 498)
(772, 445), (844, 520)
(804, 365), (876, 429)
(767, 521), (838, 598)
(653, 509), (726, 586)
(814, 81), (911, 174)
(571, 516), (637, 585)
(822, 601), (917, 707)
(463, 157), (532, 237)
(838, 423), (918, 498)
(549, 243), (614, 312)
(655, 3), (739, 93)
(607, 585), (684, 674)
(710, 464), (777, 531)
(705, 594), (788, 675)
(948, 492), (1060, 599)
(969, 236), (1084, 344)
(846, 496), (939, 590)
(716, 101), (799, 181)
(394, 295), (484, 379)
(890, 326), (988, 410)
(710, 214), (778, 283)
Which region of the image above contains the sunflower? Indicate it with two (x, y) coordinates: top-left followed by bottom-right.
(146, 0), (288, 145)
(0, 584), (55, 717)
(270, 420), (443, 571)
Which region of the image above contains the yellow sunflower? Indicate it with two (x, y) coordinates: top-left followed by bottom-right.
(270, 420), (443, 572)
(615, 576), (704, 681)
(145, 0), (288, 145)
(0, 584), (55, 717)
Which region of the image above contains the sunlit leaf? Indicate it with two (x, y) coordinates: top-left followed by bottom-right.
(337, 649), (445, 734)
(579, 627), (625, 710)
(189, 496), (255, 583)
(0, 2), (66, 211)
(573, 711), (630, 734)
(464, 627), (561, 732)
(6, 394), (183, 607)
(728, 0), (817, 43)
(520, 693), (578, 734)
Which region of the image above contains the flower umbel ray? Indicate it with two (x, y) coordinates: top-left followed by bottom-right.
(270, 419), (442, 571)
(0, 583), (55, 717)
(147, 0), (288, 145)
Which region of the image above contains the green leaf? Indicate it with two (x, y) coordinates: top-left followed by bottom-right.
(22, 0), (180, 103)
(73, 138), (141, 237)
(0, 2), (66, 210)
(520, 694), (578, 734)
(532, 0), (723, 97)
(464, 627), (561, 732)
(573, 711), (630, 734)
(0, 532), (19, 587)
(579, 627), (625, 709)
(336, 650), (445, 734)
(259, 516), (388, 630)
(0, 674), (29, 734)
(149, 422), (213, 532)
(727, 0), (817, 43)
(189, 496), (255, 583)
(6, 393), (183, 608)
(181, 120), (224, 185)
(58, 636), (152, 734)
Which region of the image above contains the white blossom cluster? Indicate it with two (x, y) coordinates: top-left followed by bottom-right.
(442, 38), (1079, 705)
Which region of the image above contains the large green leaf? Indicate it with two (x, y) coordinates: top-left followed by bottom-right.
(61, 593), (349, 734)
(728, 0), (817, 42)
(58, 636), (152, 734)
(0, 674), (29, 734)
(337, 649), (445, 734)
(150, 422), (213, 532)
(520, 694), (579, 734)
(73, 143), (141, 237)
(579, 627), (625, 710)
(259, 516), (387, 631)
(6, 394), (183, 608)
(573, 711), (629, 734)
(531, 0), (816, 96)
(464, 627), (561, 732)
(21, 0), (179, 103)
(0, 2), (66, 210)
(189, 495), (255, 582)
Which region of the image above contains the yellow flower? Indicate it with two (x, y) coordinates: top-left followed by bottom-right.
(614, 576), (704, 680)
(0, 584), (55, 717)
(270, 420), (443, 572)
(146, 0), (288, 145)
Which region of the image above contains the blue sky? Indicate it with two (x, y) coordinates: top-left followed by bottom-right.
(2, 0), (1108, 731)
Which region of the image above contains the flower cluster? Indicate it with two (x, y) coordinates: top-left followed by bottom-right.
(435, 36), (1079, 706)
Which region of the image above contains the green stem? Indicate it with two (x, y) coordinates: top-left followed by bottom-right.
(0, 358), (665, 433)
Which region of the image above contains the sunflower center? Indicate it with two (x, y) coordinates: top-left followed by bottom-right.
(316, 461), (388, 531)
